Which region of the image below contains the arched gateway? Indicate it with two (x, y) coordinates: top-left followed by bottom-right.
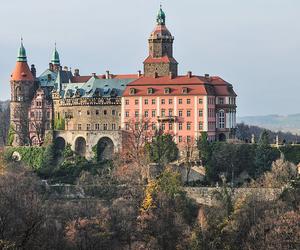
(75, 137), (87, 157)
(96, 137), (114, 161)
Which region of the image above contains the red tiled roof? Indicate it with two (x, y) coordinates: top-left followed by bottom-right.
(144, 55), (178, 64)
(11, 62), (34, 81)
(123, 75), (236, 97)
(150, 24), (172, 37)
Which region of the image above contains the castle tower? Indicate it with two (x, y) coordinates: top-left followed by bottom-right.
(10, 40), (35, 146)
(49, 44), (61, 72)
(144, 6), (178, 77)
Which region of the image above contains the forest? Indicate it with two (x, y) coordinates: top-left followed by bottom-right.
(0, 126), (299, 249)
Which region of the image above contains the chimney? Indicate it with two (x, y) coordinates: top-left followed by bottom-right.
(169, 71), (174, 79)
(138, 70), (142, 78)
(205, 73), (210, 79)
(92, 73), (96, 77)
(187, 71), (192, 78)
(154, 72), (158, 78)
(49, 63), (53, 71)
(106, 70), (110, 79)
(31, 64), (36, 78)
(63, 66), (69, 71)
(74, 69), (80, 76)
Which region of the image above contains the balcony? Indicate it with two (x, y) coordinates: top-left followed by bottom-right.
(157, 116), (177, 122)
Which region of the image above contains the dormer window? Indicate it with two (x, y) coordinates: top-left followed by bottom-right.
(148, 88), (154, 94)
(182, 87), (188, 94)
(164, 88), (171, 94)
(130, 88), (136, 95)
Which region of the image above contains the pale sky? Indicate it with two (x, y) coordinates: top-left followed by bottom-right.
(0, 0), (299, 116)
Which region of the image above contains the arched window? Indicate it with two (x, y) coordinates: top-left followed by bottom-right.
(219, 110), (225, 129)
(15, 86), (23, 101)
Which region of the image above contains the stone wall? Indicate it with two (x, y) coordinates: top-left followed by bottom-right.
(184, 187), (283, 206)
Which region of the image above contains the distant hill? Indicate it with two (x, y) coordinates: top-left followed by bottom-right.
(237, 114), (300, 135)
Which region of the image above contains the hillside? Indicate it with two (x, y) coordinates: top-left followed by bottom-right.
(237, 114), (300, 134)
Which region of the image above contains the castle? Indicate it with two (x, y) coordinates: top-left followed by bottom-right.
(9, 7), (237, 160)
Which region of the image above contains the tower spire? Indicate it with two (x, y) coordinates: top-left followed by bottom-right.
(17, 38), (27, 62)
(51, 43), (60, 65)
(157, 5), (166, 25)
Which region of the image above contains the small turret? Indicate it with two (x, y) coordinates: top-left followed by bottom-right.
(51, 43), (61, 71)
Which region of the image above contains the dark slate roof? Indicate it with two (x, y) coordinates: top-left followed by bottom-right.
(60, 76), (136, 99)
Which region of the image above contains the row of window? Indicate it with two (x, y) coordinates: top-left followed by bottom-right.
(77, 109), (117, 116)
(125, 121), (204, 131)
(30, 111), (51, 119)
(125, 109), (204, 118)
(126, 98), (204, 106)
(77, 123), (118, 131)
(130, 87), (191, 95)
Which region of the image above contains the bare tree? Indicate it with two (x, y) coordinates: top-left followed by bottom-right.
(122, 118), (154, 169)
(182, 137), (196, 183)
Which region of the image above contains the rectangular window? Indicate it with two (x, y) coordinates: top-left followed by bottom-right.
(199, 110), (203, 117)
(168, 99), (173, 104)
(87, 111), (90, 115)
(125, 123), (129, 130)
(179, 99), (182, 104)
(179, 123), (183, 130)
(135, 111), (139, 118)
(152, 99), (156, 105)
(169, 123), (173, 130)
(125, 111), (129, 117)
(199, 122), (203, 130)
(161, 99), (165, 105)
(112, 124), (116, 130)
(87, 124), (91, 130)
(187, 122), (191, 130)
(152, 110), (156, 117)
(169, 109), (173, 116)
(199, 98), (203, 104)
(96, 110), (99, 115)
(148, 88), (154, 94)
(144, 99), (148, 105)
(161, 123), (165, 130)
(152, 123), (156, 130)
(144, 111), (149, 117)
(78, 124), (82, 130)
(95, 124), (100, 130)
(187, 136), (191, 142)
(179, 110), (183, 117)
(161, 109), (165, 117)
(112, 110), (116, 115)
(104, 110), (107, 115)
(187, 110), (191, 117)
(179, 136), (183, 142)
(103, 124), (108, 130)
(125, 99), (129, 105)
(219, 97), (224, 105)
(135, 99), (139, 105)
(187, 99), (191, 104)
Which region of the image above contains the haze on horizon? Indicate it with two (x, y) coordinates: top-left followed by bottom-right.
(0, 0), (299, 117)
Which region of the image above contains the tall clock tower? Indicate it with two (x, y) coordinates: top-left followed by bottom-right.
(144, 6), (178, 77)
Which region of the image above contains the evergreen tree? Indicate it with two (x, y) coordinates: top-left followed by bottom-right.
(254, 130), (279, 177)
(197, 132), (211, 166)
(147, 131), (178, 166)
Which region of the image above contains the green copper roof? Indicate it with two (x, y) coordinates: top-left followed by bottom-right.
(51, 45), (60, 65)
(17, 39), (27, 62)
(156, 6), (166, 25)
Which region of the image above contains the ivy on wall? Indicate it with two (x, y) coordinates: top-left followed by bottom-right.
(54, 117), (65, 130)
